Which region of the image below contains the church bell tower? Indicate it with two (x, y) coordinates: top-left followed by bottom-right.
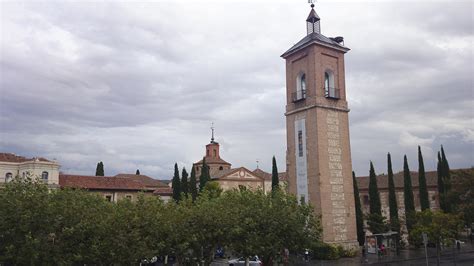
(281, 2), (358, 248)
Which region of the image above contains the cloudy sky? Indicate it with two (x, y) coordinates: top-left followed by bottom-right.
(1, 0), (472, 179)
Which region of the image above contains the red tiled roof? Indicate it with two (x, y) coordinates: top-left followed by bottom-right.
(356, 170), (438, 190)
(59, 174), (161, 191)
(0, 153), (54, 163)
(113, 174), (168, 187)
(153, 187), (173, 196)
(194, 156), (231, 166)
(252, 168), (288, 181)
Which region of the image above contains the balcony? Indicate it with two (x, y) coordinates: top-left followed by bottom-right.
(325, 87), (340, 99)
(292, 90), (306, 103)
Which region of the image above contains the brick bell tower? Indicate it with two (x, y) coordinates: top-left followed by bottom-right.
(281, 2), (358, 248)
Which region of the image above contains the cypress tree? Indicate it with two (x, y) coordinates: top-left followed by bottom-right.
(437, 152), (448, 212)
(181, 167), (189, 197)
(418, 146), (430, 211)
(95, 161), (104, 176)
(136, 169), (140, 175)
(199, 158), (210, 192)
(189, 167), (198, 201)
(387, 153), (400, 233)
(440, 145), (451, 212)
(172, 163), (181, 202)
(369, 161), (382, 215)
(271, 156), (279, 192)
(367, 161), (385, 234)
(403, 155), (416, 233)
(352, 171), (365, 246)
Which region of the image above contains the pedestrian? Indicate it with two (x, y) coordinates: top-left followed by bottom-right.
(304, 249), (309, 262)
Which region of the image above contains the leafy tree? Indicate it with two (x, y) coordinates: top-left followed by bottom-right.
(410, 210), (463, 265)
(387, 153), (400, 234)
(447, 168), (474, 226)
(223, 189), (321, 266)
(271, 156), (279, 192)
(136, 169), (140, 175)
(202, 181), (223, 199)
(418, 146), (430, 211)
(172, 163), (181, 202)
(352, 171), (364, 246)
(95, 161), (104, 176)
(199, 158), (210, 192)
(181, 167), (189, 198)
(189, 167), (198, 202)
(403, 155), (416, 235)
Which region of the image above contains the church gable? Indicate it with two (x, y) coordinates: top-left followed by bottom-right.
(217, 167), (263, 182)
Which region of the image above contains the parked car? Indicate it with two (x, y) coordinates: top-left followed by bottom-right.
(228, 256), (261, 266)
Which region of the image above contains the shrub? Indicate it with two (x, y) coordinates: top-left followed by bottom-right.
(310, 242), (340, 260)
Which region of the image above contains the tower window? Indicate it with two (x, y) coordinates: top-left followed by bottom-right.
(213, 149), (216, 157)
(324, 70), (339, 99)
(298, 130), (303, 157)
(41, 171), (49, 180)
(219, 166), (223, 170)
(293, 73), (307, 102)
(5, 172), (12, 183)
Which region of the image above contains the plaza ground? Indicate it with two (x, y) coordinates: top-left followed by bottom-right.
(209, 241), (474, 266)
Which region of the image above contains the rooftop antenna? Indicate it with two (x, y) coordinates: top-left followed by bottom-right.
(211, 122), (215, 143)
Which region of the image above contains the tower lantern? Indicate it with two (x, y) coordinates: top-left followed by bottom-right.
(306, 4), (320, 34)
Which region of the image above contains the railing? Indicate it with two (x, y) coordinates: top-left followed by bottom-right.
(292, 90), (306, 102)
(325, 87), (340, 99)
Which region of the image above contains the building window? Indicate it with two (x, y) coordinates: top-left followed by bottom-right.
(105, 195), (112, 202)
(363, 195), (369, 205)
(125, 195), (132, 200)
(5, 172), (12, 183)
(219, 166), (223, 170)
(41, 171), (49, 180)
(324, 70), (339, 99)
(213, 149), (216, 157)
(293, 73), (307, 102)
(298, 130), (303, 157)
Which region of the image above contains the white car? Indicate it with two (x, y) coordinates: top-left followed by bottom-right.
(228, 256), (261, 266)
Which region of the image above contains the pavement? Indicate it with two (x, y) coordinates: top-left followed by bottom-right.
(210, 241), (474, 266)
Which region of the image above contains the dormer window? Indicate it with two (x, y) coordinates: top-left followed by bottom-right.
(324, 70), (339, 99)
(293, 73), (307, 102)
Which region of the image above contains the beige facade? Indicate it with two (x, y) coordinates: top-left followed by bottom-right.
(0, 153), (60, 188)
(356, 170), (440, 238)
(282, 7), (358, 248)
(192, 133), (288, 194)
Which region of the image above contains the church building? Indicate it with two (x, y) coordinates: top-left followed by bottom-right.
(281, 3), (358, 248)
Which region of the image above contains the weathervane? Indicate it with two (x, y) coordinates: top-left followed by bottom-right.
(256, 159), (260, 169)
(308, 0), (315, 8)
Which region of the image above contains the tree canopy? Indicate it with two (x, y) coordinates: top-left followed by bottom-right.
(0, 177), (322, 265)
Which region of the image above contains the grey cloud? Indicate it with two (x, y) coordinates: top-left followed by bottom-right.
(1, 1), (472, 179)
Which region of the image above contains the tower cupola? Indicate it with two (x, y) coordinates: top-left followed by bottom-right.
(306, 3), (321, 35)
